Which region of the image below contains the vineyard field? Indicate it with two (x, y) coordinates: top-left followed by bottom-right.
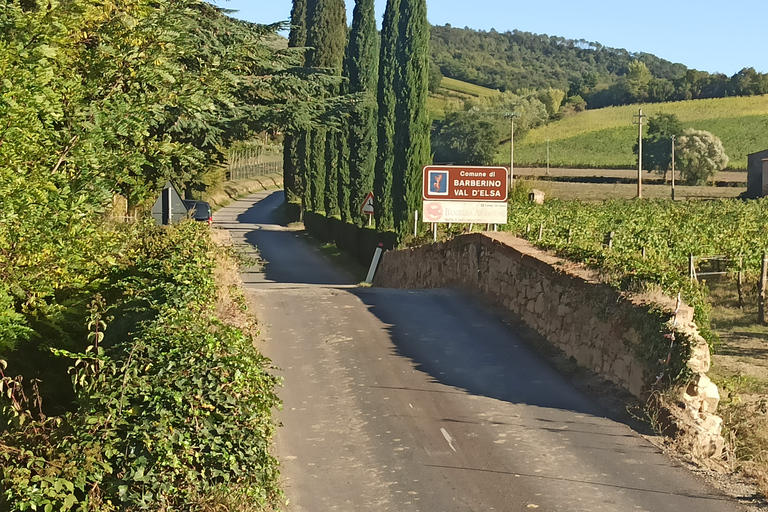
(502, 196), (768, 333)
(512, 95), (768, 170)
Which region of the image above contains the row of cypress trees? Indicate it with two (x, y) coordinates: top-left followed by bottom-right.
(283, 0), (431, 237)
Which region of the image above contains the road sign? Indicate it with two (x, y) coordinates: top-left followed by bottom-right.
(422, 166), (508, 224)
(360, 192), (375, 215)
(423, 165), (508, 202)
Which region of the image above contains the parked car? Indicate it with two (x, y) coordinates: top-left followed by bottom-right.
(182, 200), (212, 226)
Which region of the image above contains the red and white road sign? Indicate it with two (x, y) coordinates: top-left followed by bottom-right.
(360, 192), (375, 215)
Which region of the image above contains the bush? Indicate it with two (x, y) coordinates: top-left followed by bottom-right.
(0, 222), (282, 511)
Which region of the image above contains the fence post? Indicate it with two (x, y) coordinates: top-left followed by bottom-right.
(689, 254), (695, 281)
(607, 231), (614, 250)
(760, 253), (767, 325)
(537, 224), (543, 241)
(737, 257), (744, 310)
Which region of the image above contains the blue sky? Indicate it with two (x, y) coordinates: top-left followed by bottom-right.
(211, 0), (767, 76)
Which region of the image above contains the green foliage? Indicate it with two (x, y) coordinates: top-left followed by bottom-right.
(343, 0), (378, 226)
(324, 130), (340, 216)
(0, 222), (282, 511)
(676, 129), (729, 185)
(307, 129), (327, 212)
(635, 113), (684, 173)
(373, 0), (401, 231)
(503, 197), (768, 360)
(428, 63), (443, 93)
(439, 77), (500, 97)
(283, 0), (309, 205)
(391, 0), (431, 236)
(621, 60), (653, 103)
(430, 25), (686, 96)
(430, 25), (768, 109)
(303, 0), (347, 218)
(516, 96), (768, 170)
(538, 88), (566, 118)
(306, 0), (347, 70)
(432, 112), (504, 165)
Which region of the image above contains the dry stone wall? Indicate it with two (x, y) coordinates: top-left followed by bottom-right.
(374, 232), (724, 458)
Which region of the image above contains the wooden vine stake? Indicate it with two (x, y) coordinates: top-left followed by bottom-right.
(737, 257), (744, 310)
(760, 253), (768, 325)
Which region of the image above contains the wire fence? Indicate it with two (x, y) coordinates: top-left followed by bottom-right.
(227, 149), (283, 181)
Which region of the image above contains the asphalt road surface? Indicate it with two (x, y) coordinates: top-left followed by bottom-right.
(214, 190), (744, 512)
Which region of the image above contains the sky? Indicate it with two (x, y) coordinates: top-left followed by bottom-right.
(211, 0), (767, 76)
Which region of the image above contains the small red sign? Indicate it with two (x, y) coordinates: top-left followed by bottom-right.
(423, 165), (508, 202)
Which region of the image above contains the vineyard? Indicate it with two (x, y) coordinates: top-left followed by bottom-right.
(502, 194), (768, 340)
(513, 94), (768, 169)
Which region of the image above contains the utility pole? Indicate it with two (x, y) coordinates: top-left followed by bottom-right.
(633, 109), (646, 198)
(509, 116), (514, 186)
(671, 135), (676, 201)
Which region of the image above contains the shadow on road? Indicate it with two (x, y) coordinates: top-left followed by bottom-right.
(234, 191), (356, 287)
(353, 287), (607, 416)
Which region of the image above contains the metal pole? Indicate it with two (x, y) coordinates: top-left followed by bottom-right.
(509, 118), (514, 186)
(546, 138), (550, 175)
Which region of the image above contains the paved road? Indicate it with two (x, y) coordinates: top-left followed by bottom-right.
(214, 191), (744, 512)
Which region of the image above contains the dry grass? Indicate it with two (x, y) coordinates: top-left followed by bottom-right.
(705, 276), (768, 494)
(210, 229), (259, 336)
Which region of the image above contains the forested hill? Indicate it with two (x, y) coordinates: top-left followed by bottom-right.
(430, 24), (768, 108)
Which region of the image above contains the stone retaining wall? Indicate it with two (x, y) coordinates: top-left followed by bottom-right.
(374, 232), (724, 458)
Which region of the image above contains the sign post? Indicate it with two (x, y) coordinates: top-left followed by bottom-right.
(422, 165), (508, 225)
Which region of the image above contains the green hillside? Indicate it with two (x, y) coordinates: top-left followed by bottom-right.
(513, 95), (768, 170)
(428, 77), (500, 119)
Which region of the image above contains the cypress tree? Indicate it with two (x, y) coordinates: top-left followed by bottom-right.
(343, 0), (379, 226)
(308, 134), (326, 211)
(373, 0), (400, 231)
(392, 0), (431, 234)
(306, 0), (346, 215)
(283, 0), (309, 208)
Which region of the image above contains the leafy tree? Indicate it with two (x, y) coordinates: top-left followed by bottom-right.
(342, 0), (379, 225)
(633, 113), (684, 174)
(428, 62), (443, 92)
(429, 24), (768, 108)
(0, 0), (349, 359)
(676, 129), (729, 185)
(622, 60), (653, 103)
(432, 113), (504, 165)
(538, 88), (566, 118)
